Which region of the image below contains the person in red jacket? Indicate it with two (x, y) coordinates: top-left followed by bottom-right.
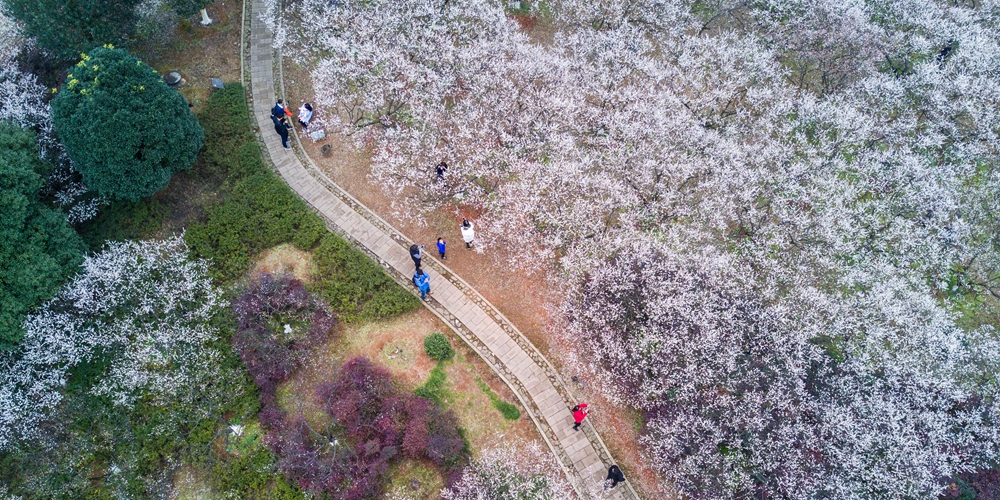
(572, 403), (589, 431)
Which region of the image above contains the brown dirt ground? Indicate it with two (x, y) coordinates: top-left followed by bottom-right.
(281, 27), (667, 496)
(252, 244), (315, 281)
(142, 0), (243, 115)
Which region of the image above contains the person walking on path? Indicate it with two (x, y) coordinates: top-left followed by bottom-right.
(605, 465), (625, 490)
(572, 403), (589, 431)
(413, 269), (431, 300)
(272, 115), (291, 150)
(298, 103), (313, 129)
(461, 218), (475, 249)
(435, 161), (448, 181)
(410, 244), (423, 270)
(436, 238), (446, 260)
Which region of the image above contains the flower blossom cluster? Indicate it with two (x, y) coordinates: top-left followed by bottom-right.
(0, 60), (101, 223)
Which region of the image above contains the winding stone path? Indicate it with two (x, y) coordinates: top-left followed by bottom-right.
(242, 2), (639, 498)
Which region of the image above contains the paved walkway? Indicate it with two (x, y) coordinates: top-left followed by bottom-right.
(242, 2), (638, 498)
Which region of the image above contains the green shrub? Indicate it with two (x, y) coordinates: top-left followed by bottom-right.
(198, 85), (254, 177)
(185, 171), (326, 281)
(205, 421), (304, 499)
(311, 233), (421, 322)
(415, 363), (448, 405)
(0, 123), (86, 349)
(185, 84), (325, 283)
(210, 445), (273, 495)
(423, 332), (454, 361)
(492, 399), (521, 421)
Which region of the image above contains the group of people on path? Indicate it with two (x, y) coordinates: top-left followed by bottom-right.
(271, 98), (625, 491)
(409, 218), (476, 301)
(270, 99), (314, 150)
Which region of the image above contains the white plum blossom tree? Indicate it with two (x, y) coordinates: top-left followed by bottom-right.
(280, 0), (1000, 496)
(0, 236), (225, 449)
(563, 238), (1000, 497)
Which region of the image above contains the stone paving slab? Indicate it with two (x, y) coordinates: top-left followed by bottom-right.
(243, 1), (639, 498)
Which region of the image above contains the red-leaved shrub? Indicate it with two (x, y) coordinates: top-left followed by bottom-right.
(269, 357), (469, 500)
(232, 272), (336, 416)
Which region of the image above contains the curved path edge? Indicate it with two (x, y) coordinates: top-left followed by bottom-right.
(240, 2), (639, 498)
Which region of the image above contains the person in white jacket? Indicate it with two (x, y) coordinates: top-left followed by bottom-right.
(297, 103), (313, 129)
(460, 218), (475, 248)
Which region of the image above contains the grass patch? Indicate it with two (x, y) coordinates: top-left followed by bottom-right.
(415, 362), (449, 406)
(477, 378), (521, 421)
(384, 460), (445, 500)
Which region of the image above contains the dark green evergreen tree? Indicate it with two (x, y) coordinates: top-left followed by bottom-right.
(52, 47), (204, 201)
(2, 0), (143, 62)
(0, 122), (86, 349)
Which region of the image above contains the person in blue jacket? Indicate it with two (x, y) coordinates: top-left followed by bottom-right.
(413, 269), (431, 300)
(271, 99), (287, 119)
(436, 237), (446, 260)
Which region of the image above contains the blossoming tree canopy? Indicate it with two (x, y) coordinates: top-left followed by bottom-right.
(0, 236), (224, 449)
(279, 0), (1000, 496)
(52, 47), (204, 202)
(442, 441), (574, 500)
(563, 238), (1000, 497)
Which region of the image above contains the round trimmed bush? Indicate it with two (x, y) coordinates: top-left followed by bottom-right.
(423, 332), (454, 361)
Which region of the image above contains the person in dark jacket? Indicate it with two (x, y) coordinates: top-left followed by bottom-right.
(435, 161), (448, 180)
(271, 99), (287, 119)
(272, 115), (291, 150)
(409, 244), (423, 269)
(605, 465), (625, 490)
